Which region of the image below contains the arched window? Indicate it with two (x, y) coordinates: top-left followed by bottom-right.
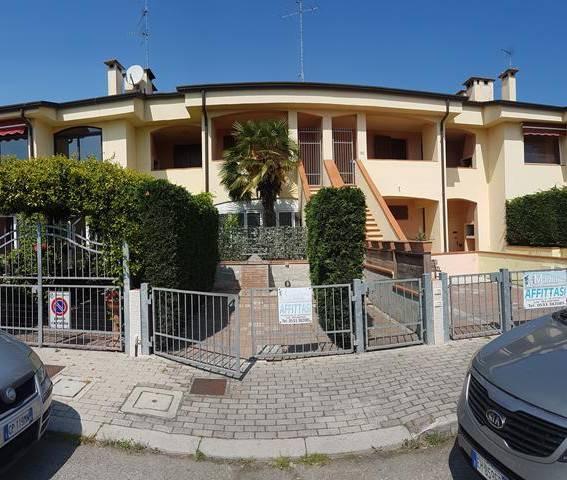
(54, 127), (102, 160)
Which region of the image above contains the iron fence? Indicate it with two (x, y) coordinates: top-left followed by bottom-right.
(42, 285), (122, 351)
(299, 128), (322, 185)
(249, 284), (354, 360)
(332, 128), (355, 184)
(0, 221), (126, 352)
(0, 284), (39, 344)
(509, 269), (567, 327)
(152, 287), (242, 378)
(365, 277), (424, 350)
(448, 273), (502, 339)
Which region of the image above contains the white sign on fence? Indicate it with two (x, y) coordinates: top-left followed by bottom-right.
(523, 270), (567, 310)
(278, 287), (313, 325)
(48, 291), (71, 329)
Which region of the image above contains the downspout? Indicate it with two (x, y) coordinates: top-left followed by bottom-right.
(201, 89), (210, 193)
(20, 109), (35, 158)
(440, 99), (450, 252)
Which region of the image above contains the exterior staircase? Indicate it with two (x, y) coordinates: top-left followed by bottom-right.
(309, 185), (382, 242)
(365, 208), (383, 242)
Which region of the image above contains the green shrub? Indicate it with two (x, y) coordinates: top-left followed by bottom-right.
(305, 187), (365, 349)
(506, 187), (567, 247)
(306, 187), (366, 285)
(0, 156), (219, 289)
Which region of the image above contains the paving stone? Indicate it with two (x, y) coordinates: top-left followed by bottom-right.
(36, 338), (488, 441)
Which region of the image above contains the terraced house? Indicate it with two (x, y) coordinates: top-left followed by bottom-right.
(0, 61), (565, 254)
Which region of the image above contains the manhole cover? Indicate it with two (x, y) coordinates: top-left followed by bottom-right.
(121, 387), (183, 418)
(45, 365), (65, 378)
(190, 378), (227, 396)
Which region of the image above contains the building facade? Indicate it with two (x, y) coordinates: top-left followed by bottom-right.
(0, 61), (565, 253)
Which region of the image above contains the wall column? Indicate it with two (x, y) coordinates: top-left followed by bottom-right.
(356, 113), (367, 161)
(322, 115), (333, 161)
(288, 110), (298, 142)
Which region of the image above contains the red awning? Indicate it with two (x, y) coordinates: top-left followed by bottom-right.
(0, 123), (27, 137)
(523, 123), (567, 137)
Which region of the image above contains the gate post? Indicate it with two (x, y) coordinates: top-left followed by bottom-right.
(422, 273), (435, 345)
(123, 242), (131, 356)
(139, 283), (151, 355)
(499, 268), (513, 332)
(353, 279), (366, 354)
(36, 223), (43, 347)
(439, 272), (451, 343)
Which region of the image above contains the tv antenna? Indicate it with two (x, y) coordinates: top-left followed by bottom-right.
(501, 48), (514, 68)
(283, 0), (318, 82)
(135, 0), (150, 68)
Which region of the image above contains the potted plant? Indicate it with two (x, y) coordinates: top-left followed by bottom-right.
(409, 232), (433, 253)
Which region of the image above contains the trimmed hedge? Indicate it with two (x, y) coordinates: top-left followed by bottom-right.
(305, 186), (366, 285)
(136, 180), (219, 290)
(0, 156), (219, 290)
(506, 187), (567, 247)
(305, 187), (366, 350)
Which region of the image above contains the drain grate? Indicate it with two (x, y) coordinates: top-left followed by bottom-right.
(45, 365), (65, 378)
(189, 378), (227, 396)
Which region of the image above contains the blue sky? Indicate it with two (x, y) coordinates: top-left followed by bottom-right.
(0, 0), (565, 105)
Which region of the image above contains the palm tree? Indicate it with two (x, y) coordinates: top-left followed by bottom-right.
(220, 119), (299, 227)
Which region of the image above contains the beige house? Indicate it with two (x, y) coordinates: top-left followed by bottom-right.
(0, 61), (565, 254)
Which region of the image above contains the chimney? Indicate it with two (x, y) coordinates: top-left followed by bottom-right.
(104, 59), (125, 95)
(141, 68), (157, 95)
(499, 68), (519, 101)
(463, 76), (495, 102)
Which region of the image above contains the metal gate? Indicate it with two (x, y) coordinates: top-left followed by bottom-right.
(249, 284), (354, 360)
(0, 222), (125, 351)
(365, 277), (424, 350)
(333, 129), (355, 184)
(151, 287), (243, 378)
(448, 273), (502, 340)
(299, 128), (322, 185)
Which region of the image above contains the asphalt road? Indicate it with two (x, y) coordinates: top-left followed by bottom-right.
(5, 435), (483, 480)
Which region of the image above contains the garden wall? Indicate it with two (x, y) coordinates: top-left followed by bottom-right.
(214, 260), (310, 292)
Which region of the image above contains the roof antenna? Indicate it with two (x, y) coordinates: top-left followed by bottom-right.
(135, 0), (150, 69)
(501, 48), (514, 69)
(283, 0), (318, 82)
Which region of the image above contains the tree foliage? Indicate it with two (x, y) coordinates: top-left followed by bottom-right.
(219, 120), (299, 226)
(0, 156), (218, 289)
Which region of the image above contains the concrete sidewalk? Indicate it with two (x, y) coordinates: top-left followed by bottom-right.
(37, 338), (489, 459)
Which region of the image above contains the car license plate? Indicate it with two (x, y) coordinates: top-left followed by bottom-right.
(3, 408), (33, 442)
(471, 449), (508, 480)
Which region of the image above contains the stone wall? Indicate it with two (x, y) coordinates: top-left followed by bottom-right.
(214, 260), (311, 293)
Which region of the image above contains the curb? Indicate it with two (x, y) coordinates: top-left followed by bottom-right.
(47, 416), (458, 459)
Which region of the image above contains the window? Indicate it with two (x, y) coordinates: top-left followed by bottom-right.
(0, 122), (28, 159)
(278, 212), (293, 227)
(246, 212), (261, 228)
(446, 132), (475, 168)
(0, 136), (28, 159)
(173, 144), (202, 168)
(524, 136), (560, 164)
(389, 205), (409, 220)
(374, 135), (407, 160)
(223, 135), (236, 151)
(54, 127), (102, 160)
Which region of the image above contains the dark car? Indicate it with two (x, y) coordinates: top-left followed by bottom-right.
(0, 332), (52, 466)
(458, 310), (567, 479)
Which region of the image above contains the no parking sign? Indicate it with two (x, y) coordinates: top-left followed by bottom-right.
(49, 291), (71, 329)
